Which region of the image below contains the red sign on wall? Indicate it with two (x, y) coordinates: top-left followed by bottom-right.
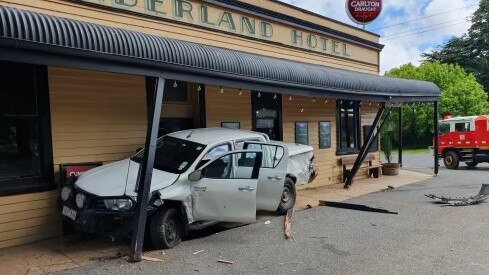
(346, 0), (382, 25)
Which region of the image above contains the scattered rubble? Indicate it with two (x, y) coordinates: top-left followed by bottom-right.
(319, 201), (398, 214)
(264, 220), (271, 225)
(425, 184), (489, 206)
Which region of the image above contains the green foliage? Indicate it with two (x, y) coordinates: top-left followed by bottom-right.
(423, 0), (489, 92)
(385, 62), (489, 148)
(380, 121), (394, 163)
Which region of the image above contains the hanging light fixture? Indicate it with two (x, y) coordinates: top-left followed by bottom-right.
(173, 80), (178, 88)
(273, 94), (277, 100)
(350, 101), (353, 105)
(238, 89), (243, 96)
(368, 102), (372, 106)
(324, 99), (328, 104)
(258, 92), (262, 98)
(312, 98), (316, 103)
(340, 100), (343, 104)
(219, 86), (224, 94)
(300, 107), (304, 113)
(289, 95), (293, 101)
(197, 84), (202, 92)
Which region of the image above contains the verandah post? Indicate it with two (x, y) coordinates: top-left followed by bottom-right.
(129, 77), (165, 262)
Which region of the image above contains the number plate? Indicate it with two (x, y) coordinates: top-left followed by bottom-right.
(62, 205), (77, 221)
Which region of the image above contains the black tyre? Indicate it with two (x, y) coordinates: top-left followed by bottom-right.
(150, 207), (182, 249)
(277, 177), (296, 213)
(465, 161), (478, 168)
(443, 151), (460, 169)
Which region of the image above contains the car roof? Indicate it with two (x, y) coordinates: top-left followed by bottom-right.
(166, 128), (268, 145)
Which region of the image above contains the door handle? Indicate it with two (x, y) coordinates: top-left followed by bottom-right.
(267, 176), (283, 180)
(239, 186), (255, 191)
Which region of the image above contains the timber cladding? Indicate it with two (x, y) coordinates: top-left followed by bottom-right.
(0, 0), (379, 73)
(49, 67), (148, 177)
(0, 190), (61, 248)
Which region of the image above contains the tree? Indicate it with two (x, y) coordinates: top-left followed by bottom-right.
(385, 62), (489, 148)
(423, 0), (489, 92)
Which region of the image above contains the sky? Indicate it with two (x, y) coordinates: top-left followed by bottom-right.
(278, 0), (480, 74)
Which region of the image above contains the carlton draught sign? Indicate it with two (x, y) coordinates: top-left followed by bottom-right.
(346, 0), (382, 25)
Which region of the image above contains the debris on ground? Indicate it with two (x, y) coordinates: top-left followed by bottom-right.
(193, 250), (205, 255)
(382, 185), (395, 192)
(425, 184), (489, 206)
(319, 201), (398, 214)
(264, 220), (271, 225)
(217, 259), (234, 265)
(141, 256), (163, 262)
(306, 204), (313, 209)
(284, 208), (293, 239)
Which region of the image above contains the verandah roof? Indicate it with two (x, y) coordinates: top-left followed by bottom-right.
(0, 5), (439, 102)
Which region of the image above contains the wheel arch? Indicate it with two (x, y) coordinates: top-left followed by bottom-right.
(286, 173), (297, 184)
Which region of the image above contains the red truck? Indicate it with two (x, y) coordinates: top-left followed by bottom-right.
(438, 115), (489, 169)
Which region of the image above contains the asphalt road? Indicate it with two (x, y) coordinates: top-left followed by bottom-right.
(59, 154), (489, 275)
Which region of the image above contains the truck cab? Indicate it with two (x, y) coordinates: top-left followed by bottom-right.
(438, 115), (489, 169)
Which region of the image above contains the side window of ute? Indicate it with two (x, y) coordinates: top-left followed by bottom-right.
(197, 144), (230, 169)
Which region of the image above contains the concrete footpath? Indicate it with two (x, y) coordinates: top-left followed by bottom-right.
(0, 169), (431, 274)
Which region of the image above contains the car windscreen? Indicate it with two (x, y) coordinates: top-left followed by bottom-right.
(131, 136), (206, 174)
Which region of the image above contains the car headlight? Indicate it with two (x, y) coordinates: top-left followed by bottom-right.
(61, 186), (72, 202)
(75, 193), (86, 209)
(104, 198), (134, 211)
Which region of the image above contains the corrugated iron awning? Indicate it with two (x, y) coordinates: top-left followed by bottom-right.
(0, 5), (439, 102)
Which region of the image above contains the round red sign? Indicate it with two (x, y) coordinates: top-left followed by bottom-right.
(346, 0), (382, 25)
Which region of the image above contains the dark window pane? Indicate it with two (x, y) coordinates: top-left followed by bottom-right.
(319, 122), (331, 149)
(338, 101), (360, 152)
(295, 122), (309, 145)
(0, 63), (37, 116)
(0, 118), (40, 181)
(0, 62), (41, 183)
(454, 122), (470, 132)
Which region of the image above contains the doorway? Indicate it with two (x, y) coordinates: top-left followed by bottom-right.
(251, 92), (282, 141)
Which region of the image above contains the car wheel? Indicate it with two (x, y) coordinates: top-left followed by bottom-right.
(465, 161), (478, 168)
(150, 207), (182, 249)
(277, 177), (296, 213)
(443, 151), (459, 169)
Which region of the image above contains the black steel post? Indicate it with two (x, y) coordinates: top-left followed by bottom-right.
(344, 104), (386, 189)
(129, 77), (165, 262)
(434, 101), (439, 175)
(398, 107), (403, 167)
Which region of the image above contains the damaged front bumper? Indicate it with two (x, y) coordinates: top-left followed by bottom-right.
(60, 193), (135, 237)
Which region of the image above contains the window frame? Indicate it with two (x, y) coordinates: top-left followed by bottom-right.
(295, 121), (309, 145)
(318, 121), (332, 149)
(336, 100), (361, 155)
(0, 64), (55, 196)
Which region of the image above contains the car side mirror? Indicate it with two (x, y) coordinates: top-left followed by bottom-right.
(188, 170), (202, 181)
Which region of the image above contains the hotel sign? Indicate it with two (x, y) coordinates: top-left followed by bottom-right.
(77, 0), (353, 58)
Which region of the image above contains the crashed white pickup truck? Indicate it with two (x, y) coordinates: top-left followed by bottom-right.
(60, 128), (317, 248)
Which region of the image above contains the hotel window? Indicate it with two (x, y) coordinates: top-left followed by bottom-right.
(337, 100), (361, 155)
(0, 61), (54, 195)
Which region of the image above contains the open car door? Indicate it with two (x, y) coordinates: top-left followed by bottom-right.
(243, 141), (289, 211)
(190, 150), (262, 223)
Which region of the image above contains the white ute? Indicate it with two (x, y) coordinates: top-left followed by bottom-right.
(60, 128), (317, 248)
